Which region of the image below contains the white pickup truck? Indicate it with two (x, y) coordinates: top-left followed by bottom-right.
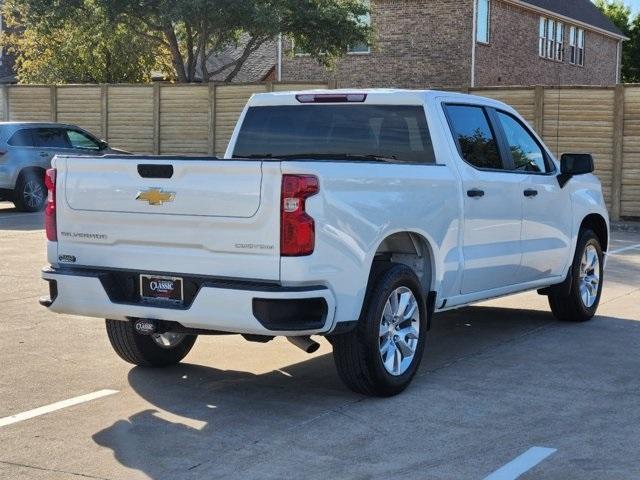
(41, 89), (609, 396)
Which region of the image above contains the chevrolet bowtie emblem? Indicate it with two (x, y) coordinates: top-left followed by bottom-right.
(136, 188), (175, 206)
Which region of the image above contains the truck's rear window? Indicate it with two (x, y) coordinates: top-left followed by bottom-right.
(233, 105), (436, 164)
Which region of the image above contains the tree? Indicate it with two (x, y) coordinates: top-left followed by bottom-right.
(627, 13), (640, 81)
(594, 0), (640, 82)
(8, 0), (372, 83)
(1, 0), (169, 83)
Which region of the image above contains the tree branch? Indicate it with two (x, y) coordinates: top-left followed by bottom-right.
(164, 24), (187, 82)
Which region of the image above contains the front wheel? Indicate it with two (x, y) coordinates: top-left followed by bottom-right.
(548, 229), (604, 322)
(331, 263), (427, 397)
(105, 319), (197, 367)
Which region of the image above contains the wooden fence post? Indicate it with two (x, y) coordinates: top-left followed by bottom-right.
(209, 83), (216, 156)
(50, 86), (57, 122)
(100, 85), (108, 141)
(611, 84), (625, 221)
(0, 86), (8, 121)
(534, 86), (544, 135)
(152, 83), (161, 155)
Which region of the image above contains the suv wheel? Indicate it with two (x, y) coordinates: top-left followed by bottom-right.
(13, 171), (46, 212)
(106, 319), (197, 367)
(548, 229), (604, 322)
(331, 263), (427, 397)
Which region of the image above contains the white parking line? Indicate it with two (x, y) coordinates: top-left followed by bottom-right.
(483, 447), (557, 480)
(0, 389), (118, 428)
(609, 243), (640, 255)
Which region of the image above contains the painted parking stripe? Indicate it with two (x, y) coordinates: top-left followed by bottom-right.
(483, 447), (557, 480)
(609, 243), (640, 255)
(0, 389), (118, 428)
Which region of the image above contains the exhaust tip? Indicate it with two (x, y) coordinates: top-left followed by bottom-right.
(287, 336), (321, 354)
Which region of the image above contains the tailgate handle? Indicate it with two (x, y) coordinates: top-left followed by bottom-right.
(137, 164), (174, 179)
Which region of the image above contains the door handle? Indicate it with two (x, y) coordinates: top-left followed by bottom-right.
(39, 152), (49, 157)
(467, 189), (485, 198)
(524, 189), (539, 198)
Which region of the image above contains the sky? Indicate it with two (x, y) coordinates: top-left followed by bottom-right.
(627, 0), (640, 14)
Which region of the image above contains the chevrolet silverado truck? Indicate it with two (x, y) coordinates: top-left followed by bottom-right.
(40, 89), (609, 397)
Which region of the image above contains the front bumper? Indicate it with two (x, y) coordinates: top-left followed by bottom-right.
(41, 267), (336, 336)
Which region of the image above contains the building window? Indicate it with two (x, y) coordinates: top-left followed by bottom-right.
(348, 0), (371, 54)
(539, 17), (547, 57)
(555, 22), (564, 61)
(476, 0), (490, 44)
(295, 0), (371, 55)
(539, 17), (564, 62)
(569, 26), (585, 66)
(546, 19), (555, 59)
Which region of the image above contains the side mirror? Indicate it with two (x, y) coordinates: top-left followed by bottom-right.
(558, 153), (594, 187)
(98, 140), (109, 151)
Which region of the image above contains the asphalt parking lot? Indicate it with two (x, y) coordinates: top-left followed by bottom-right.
(0, 202), (639, 480)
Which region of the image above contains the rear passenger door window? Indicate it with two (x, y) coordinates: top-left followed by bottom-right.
(445, 105), (503, 170)
(495, 111), (549, 174)
(33, 128), (70, 149)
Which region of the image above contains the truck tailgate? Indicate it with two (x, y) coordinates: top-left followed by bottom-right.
(53, 156), (282, 281)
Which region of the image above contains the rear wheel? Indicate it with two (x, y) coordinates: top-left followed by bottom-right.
(331, 263), (427, 397)
(105, 319), (197, 367)
(548, 229), (604, 322)
(13, 171), (46, 212)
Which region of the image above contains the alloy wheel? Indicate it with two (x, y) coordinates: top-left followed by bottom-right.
(579, 244), (600, 308)
(378, 286), (421, 376)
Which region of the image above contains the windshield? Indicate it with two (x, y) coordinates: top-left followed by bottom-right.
(233, 105), (436, 164)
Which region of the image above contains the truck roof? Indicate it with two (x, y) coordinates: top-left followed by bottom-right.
(247, 88), (510, 110)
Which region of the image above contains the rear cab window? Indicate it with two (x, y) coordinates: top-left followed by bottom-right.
(233, 105), (436, 164)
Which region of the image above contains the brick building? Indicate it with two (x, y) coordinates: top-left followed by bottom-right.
(280, 0), (626, 89)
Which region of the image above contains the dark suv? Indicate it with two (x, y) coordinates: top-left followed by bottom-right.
(0, 122), (128, 212)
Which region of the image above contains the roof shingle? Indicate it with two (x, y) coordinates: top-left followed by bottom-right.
(520, 0), (624, 37)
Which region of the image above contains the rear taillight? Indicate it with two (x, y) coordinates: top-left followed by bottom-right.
(280, 174), (319, 257)
(45, 168), (57, 241)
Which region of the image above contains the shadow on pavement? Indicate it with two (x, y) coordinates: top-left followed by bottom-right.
(90, 305), (579, 479)
(0, 203), (44, 232)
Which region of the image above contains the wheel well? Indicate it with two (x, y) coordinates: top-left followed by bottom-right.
(16, 166), (46, 186)
(581, 214), (608, 252)
(374, 232), (433, 292)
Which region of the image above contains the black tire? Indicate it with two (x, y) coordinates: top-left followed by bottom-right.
(331, 263), (428, 397)
(13, 170), (46, 212)
(548, 229), (604, 322)
(105, 319), (197, 367)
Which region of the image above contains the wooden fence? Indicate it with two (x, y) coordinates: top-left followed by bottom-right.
(0, 82), (328, 159)
(470, 85), (640, 220)
(0, 82), (638, 219)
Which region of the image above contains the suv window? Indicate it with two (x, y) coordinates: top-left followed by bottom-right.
(496, 111), (549, 173)
(66, 129), (101, 150)
(445, 105), (502, 170)
(33, 128), (70, 149)
(233, 105), (436, 164)
(8, 129), (35, 147)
